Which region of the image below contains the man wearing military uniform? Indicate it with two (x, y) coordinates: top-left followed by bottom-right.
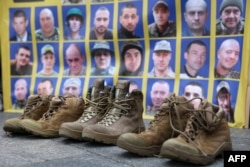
(148, 0), (176, 38)
(215, 39), (240, 79)
(90, 41), (115, 76)
(216, 0), (244, 35)
(35, 8), (59, 41)
(64, 8), (84, 40)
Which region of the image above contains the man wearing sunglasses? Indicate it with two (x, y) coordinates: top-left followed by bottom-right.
(63, 44), (86, 76)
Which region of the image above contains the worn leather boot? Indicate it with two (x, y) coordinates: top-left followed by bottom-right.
(116, 94), (195, 156)
(3, 94), (53, 134)
(59, 79), (112, 140)
(19, 95), (84, 138)
(82, 80), (145, 145)
(160, 100), (232, 165)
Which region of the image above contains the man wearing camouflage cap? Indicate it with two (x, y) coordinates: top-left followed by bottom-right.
(148, 40), (175, 77)
(216, 0), (244, 35)
(216, 81), (235, 123)
(90, 41), (115, 76)
(148, 0), (176, 37)
(37, 44), (58, 76)
(64, 8), (84, 40)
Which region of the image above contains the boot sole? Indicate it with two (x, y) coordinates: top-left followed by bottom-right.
(59, 127), (83, 141)
(82, 128), (117, 145)
(19, 122), (59, 138)
(160, 142), (232, 165)
(117, 138), (161, 156)
(82, 127), (145, 145)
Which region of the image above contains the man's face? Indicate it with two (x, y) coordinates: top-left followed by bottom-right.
(41, 52), (55, 70)
(150, 82), (169, 109)
(184, 44), (206, 71)
(94, 9), (110, 34)
(37, 81), (53, 95)
(94, 49), (111, 69)
(153, 51), (171, 72)
(68, 15), (82, 33)
(184, 1), (208, 32)
(124, 48), (142, 73)
(218, 41), (240, 71)
(13, 16), (28, 36)
(119, 7), (139, 32)
(217, 90), (231, 113)
(153, 6), (169, 26)
(221, 6), (241, 29)
(40, 10), (54, 34)
(183, 85), (203, 109)
(66, 45), (84, 75)
(63, 83), (80, 97)
(14, 80), (27, 101)
(16, 48), (31, 67)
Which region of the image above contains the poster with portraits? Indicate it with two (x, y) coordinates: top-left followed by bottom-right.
(0, 0), (249, 128)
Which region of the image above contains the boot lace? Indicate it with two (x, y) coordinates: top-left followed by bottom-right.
(178, 106), (221, 156)
(97, 97), (133, 126)
(79, 96), (109, 122)
(146, 96), (199, 136)
(40, 96), (65, 121)
(21, 96), (43, 118)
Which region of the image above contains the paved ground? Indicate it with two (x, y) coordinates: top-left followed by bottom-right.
(0, 112), (250, 167)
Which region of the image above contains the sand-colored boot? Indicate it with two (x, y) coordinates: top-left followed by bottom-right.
(117, 94), (195, 156)
(82, 80), (145, 145)
(19, 95), (84, 138)
(3, 94), (53, 134)
(160, 100), (232, 165)
(59, 79), (112, 140)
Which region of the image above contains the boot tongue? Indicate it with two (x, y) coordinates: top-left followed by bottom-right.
(91, 79), (105, 100)
(115, 80), (130, 99)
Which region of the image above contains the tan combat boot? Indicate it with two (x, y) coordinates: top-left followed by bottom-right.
(3, 94), (53, 134)
(59, 79), (112, 140)
(116, 94), (195, 156)
(82, 80), (145, 145)
(19, 95), (85, 138)
(160, 100), (232, 165)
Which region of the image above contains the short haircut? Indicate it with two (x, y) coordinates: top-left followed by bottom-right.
(17, 45), (31, 53)
(13, 10), (27, 20)
(185, 40), (206, 53)
(151, 80), (170, 91)
(96, 6), (110, 15)
(120, 3), (138, 16)
(39, 79), (53, 87)
(184, 81), (203, 94)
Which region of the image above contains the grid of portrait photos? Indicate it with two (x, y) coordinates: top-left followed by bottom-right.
(5, 0), (248, 126)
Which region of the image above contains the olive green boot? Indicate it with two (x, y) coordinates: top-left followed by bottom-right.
(116, 94), (195, 156)
(160, 100), (232, 165)
(59, 79), (112, 140)
(3, 94), (53, 134)
(82, 80), (145, 145)
(19, 95), (84, 138)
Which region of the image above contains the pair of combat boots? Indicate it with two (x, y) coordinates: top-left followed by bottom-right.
(116, 94), (232, 165)
(59, 79), (145, 145)
(3, 94), (85, 137)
